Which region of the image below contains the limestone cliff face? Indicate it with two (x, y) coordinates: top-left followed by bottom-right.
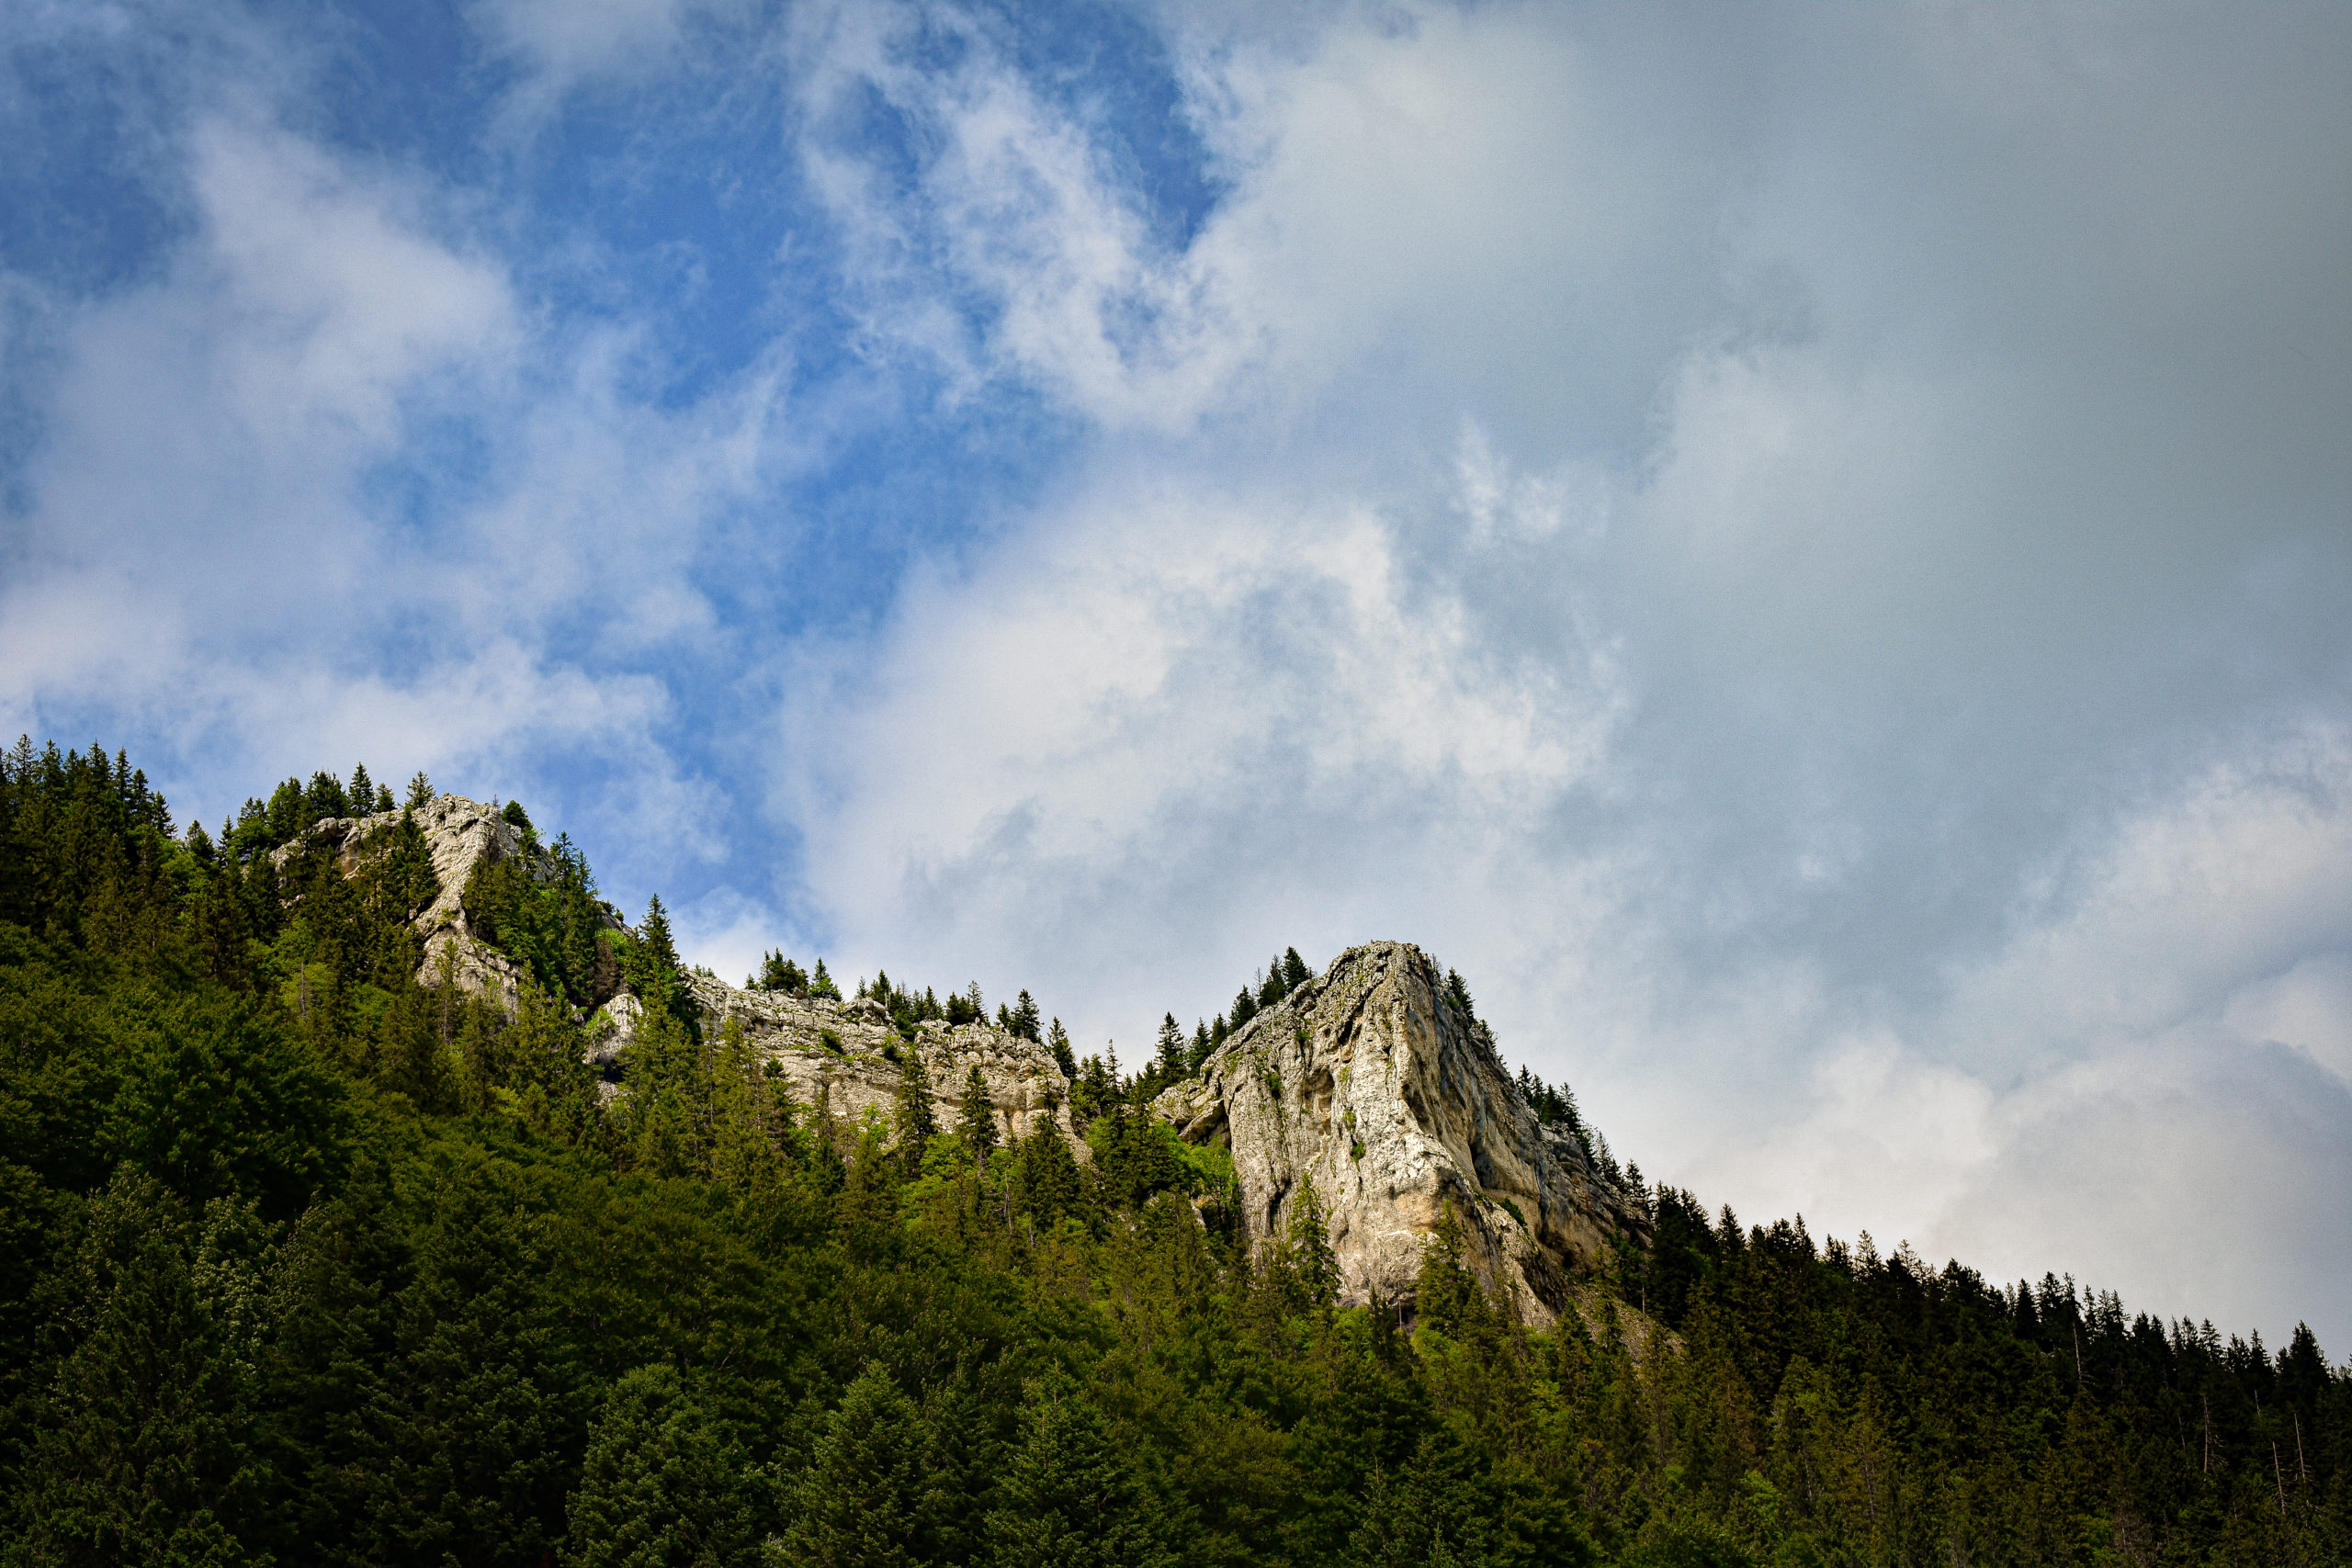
(286, 795), (577, 1008)
(597, 975), (1081, 1150)
(1152, 941), (1646, 1326)
(288, 796), (1075, 1143)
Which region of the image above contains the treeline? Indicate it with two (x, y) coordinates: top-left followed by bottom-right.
(0, 738), (2345, 1566)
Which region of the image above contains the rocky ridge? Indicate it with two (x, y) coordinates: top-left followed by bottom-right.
(282, 795), (558, 1007)
(292, 805), (1642, 1305)
(1153, 941), (1649, 1326)
(672, 976), (1079, 1152)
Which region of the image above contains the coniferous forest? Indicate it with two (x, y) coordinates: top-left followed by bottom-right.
(0, 738), (2345, 1567)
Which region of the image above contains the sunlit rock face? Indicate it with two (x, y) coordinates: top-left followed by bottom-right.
(281, 795), (539, 1007)
(1153, 941), (1648, 1326)
(674, 974), (1081, 1151)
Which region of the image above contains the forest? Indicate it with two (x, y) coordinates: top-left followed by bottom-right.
(0, 737), (2343, 1566)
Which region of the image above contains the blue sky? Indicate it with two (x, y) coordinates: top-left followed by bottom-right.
(5, 0), (2350, 1349)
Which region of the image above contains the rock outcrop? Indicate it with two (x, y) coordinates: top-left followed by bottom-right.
(691, 975), (1080, 1150)
(288, 796), (1073, 1144)
(286, 795), (557, 1008)
(1152, 941), (1646, 1326)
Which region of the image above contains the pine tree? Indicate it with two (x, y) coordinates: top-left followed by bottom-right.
(781, 1362), (925, 1568)
(1443, 967), (1474, 1022)
(1047, 1018), (1075, 1077)
(1285, 1174), (1340, 1311)
(348, 762), (374, 811)
(1231, 987), (1257, 1031)
(1282, 945), (1311, 992)
(1009, 988), (1042, 1042)
(810, 958), (840, 999)
(405, 770), (434, 809)
(1191, 1020), (1212, 1072)
(1154, 1012), (1185, 1082)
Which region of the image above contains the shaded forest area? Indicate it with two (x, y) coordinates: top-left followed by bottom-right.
(0, 738), (2344, 1566)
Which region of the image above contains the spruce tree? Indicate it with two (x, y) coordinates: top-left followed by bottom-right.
(894, 1049), (937, 1176)
(1154, 1012), (1185, 1082)
(778, 1361), (924, 1568)
(956, 1066), (998, 1165)
(1009, 988), (1041, 1042)
(405, 770), (434, 809)
(1191, 1020), (1211, 1072)
(561, 1364), (756, 1568)
(981, 1372), (1179, 1568)
(1285, 1174), (1340, 1311)
(1282, 945), (1311, 992)
(1046, 1018), (1075, 1077)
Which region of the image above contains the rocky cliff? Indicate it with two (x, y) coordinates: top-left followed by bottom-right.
(600, 975), (1081, 1151)
(1152, 941), (1647, 1326)
(290, 807), (1637, 1289)
(285, 795), (554, 1006)
(288, 796), (1076, 1144)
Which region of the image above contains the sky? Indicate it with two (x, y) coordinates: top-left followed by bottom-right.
(4, 0), (2348, 1350)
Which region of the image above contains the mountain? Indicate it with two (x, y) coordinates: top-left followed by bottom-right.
(1155, 940), (1647, 1325)
(356, 800), (1638, 1306)
(4, 743), (2342, 1566)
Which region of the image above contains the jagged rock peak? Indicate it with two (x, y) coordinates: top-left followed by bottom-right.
(1153, 940), (1647, 1326)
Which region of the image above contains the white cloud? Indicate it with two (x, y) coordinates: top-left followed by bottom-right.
(759, 0), (2352, 1347)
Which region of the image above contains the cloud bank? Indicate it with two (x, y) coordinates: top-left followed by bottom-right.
(4, 0), (2346, 1346)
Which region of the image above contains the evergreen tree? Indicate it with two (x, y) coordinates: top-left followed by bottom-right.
(1282, 945), (1311, 992)
(981, 1373), (1179, 1568)
(1154, 1012), (1186, 1083)
(895, 1049), (938, 1176)
(1191, 1020), (1212, 1072)
(1284, 1174), (1340, 1311)
(405, 770), (434, 809)
(1442, 967), (1474, 1022)
(1008, 988), (1041, 1042)
(956, 1066), (998, 1165)
(561, 1363), (758, 1568)
(809, 958), (841, 1000)
(348, 762), (374, 811)
(1231, 987), (1257, 1031)
(1046, 1018), (1075, 1077)
(781, 1362), (924, 1568)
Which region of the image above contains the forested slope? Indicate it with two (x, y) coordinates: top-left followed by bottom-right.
(0, 739), (2343, 1566)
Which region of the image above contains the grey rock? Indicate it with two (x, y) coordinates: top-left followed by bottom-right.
(1152, 940), (1648, 1326)
(682, 972), (1084, 1153)
(283, 795), (610, 1012)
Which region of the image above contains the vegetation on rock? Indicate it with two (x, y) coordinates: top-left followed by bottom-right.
(0, 736), (2343, 1565)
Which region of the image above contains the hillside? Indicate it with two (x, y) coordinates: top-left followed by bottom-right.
(0, 739), (2344, 1567)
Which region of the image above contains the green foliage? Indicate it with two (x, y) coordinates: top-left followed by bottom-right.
(892, 1050), (937, 1178)
(955, 1066), (998, 1164)
(562, 1363), (762, 1568)
(982, 1372), (1180, 1568)
(778, 1361), (924, 1566)
(2, 736), (2346, 1568)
